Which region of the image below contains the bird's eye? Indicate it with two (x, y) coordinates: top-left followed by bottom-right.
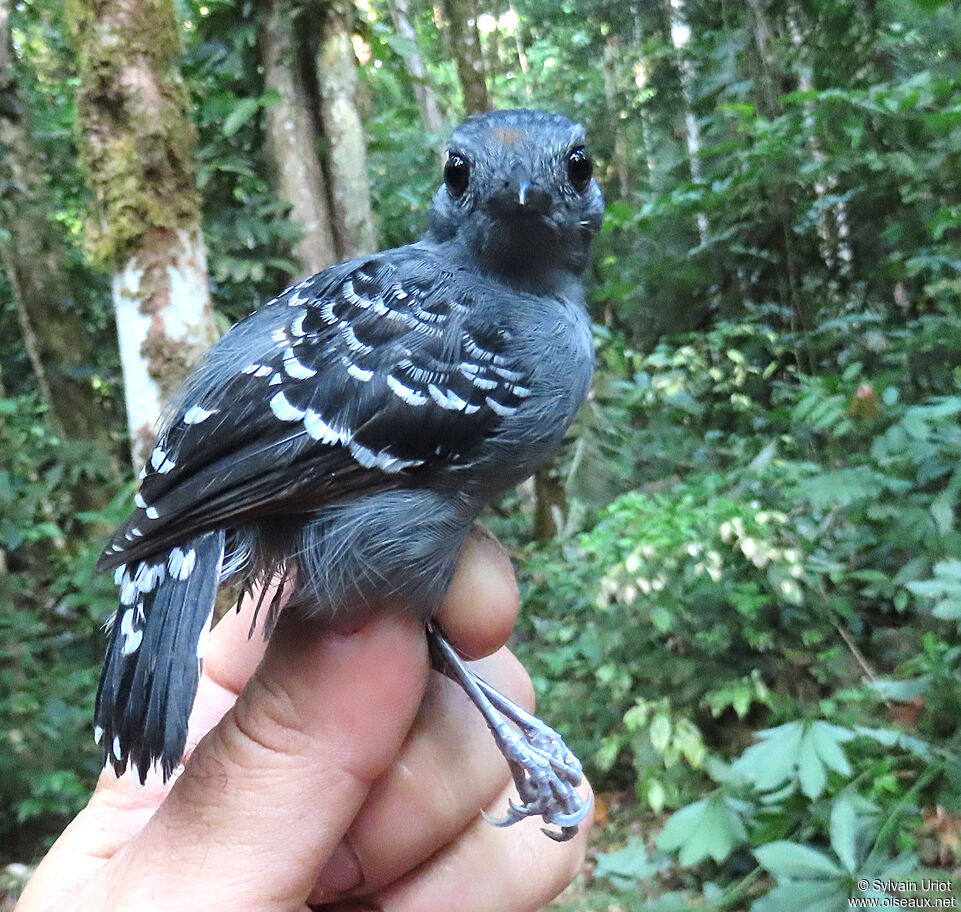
(566, 147), (593, 192)
(444, 153), (470, 198)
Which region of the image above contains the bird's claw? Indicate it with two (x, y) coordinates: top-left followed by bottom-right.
(484, 705), (592, 842)
(428, 624), (591, 840)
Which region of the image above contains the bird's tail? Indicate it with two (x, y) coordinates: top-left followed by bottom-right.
(95, 530), (225, 782)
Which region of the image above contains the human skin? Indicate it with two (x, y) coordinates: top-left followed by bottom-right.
(16, 527), (591, 912)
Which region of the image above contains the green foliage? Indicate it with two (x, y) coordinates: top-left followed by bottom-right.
(0, 396), (125, 853)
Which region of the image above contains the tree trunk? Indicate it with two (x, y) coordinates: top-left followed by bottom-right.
(67, 0), (219, 471)
(787, 4), (853, 279)
(316, 3), (377, 258)
(0, 0), (112, 446)
(440, 0), (489, 114)
(259, 0), (339, 276)
(665, 0), (710, 246)
(386, 0), (445, 133)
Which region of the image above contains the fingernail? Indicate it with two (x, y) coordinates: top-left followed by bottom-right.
(316, 840), (363, 894)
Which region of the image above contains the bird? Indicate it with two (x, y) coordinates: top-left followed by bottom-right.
(94, 108), (605, 841)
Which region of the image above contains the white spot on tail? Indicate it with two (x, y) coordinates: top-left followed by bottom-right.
(167, 547), (197, 581)
(196, 609), (214, 659)
(120, 607), (143, 656)
(94, 725), (103, 745)
(112, 736), (122, 761)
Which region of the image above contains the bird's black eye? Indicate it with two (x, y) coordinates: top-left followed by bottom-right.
(444, 152), (470, 198)
(567, 147), (593, 192)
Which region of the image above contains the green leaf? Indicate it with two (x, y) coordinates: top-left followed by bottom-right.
(658, 796), (747, 865)
(733, 722), (803, 791)
(751, 880), (850, 912)
(594, 837), (664, 888)
(829, 794), (859, 873)
(754, 841), (843, 881)
(798, 725), (827, 798)
(223, 97), (260, 137)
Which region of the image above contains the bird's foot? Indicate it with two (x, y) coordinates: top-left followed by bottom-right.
(428, 625), (591, 842)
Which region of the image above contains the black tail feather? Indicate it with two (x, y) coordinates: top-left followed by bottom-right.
(95, 530), (225, 782)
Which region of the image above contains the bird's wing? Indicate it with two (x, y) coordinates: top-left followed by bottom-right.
(98, 248), (534, 570)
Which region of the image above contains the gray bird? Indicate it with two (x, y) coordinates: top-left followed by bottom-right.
(95, 108), (604, 840)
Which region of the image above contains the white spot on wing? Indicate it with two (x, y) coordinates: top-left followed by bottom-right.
(486, 396), (517, 417)
(345, 360), (374, 382)
(270, 390), (307, 422)
(386, 374), (428, 406)
(283, 347), (317, 379)
(428, 383), (469, 411)
(94, 725), (103, 745)
(184, 405), (217, 424)
(134, 492), (147, 508)
(145, 506), (159, 520)
(290, 312), (308, 337)
(349, 441), (422, 472)
(303, 409), (349, 444)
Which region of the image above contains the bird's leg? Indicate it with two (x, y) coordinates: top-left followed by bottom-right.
(427, 622), (591, 842)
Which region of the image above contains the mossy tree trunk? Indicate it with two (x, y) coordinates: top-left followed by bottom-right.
(66, 0), (219, 471)
(0, 0), (113, 448)
(259, 0), (339, 275)
(315, 2), (376, 259)
(440, 0), (489, 114)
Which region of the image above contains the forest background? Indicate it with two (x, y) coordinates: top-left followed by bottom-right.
(1, 0), (960, 909)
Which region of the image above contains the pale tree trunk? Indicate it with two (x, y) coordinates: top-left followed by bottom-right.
(440, 0), (489, 114)
(745, 0), (809, 351)
(602, 36), (630, 198)
(386, 0), (444, 133)
(787, 5), (853, 278)
(0, 0), (112, 446)
(666, 0), (710, 247)
(259, 0), (339, 276)
(316, 3), (377, 258)
(67, 0), (219, 471)
(507, 2), (530, 81)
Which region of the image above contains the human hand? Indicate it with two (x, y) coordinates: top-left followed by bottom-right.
(16, 527), (591, 912)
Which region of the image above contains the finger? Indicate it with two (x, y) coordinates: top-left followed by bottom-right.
(435, 524), (519, 660)
(308, 647), (534, 902)
(116, 610), (430, 912)
(362, 779), (592, 912)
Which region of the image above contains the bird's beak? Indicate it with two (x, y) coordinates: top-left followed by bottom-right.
(489, 165), (553, 218)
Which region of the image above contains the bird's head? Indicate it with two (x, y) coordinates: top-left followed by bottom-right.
(427, 109), (605, 291)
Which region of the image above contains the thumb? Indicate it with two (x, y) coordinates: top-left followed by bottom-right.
(114, 609), (429, 912)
